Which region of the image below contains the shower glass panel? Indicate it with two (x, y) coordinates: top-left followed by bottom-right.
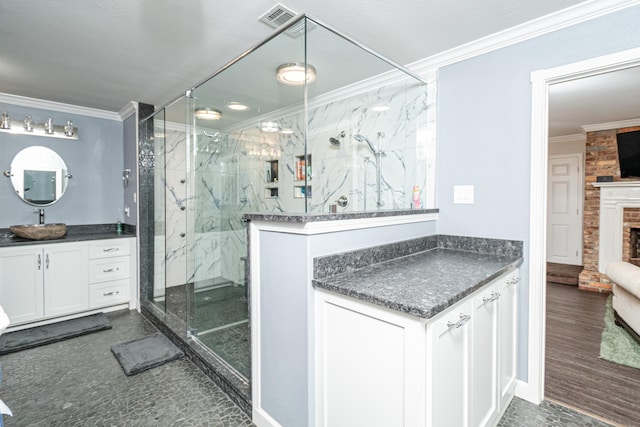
(157, 15), (430, 384)
(150, 108), (166, 312)
(185, 21), (304, 377)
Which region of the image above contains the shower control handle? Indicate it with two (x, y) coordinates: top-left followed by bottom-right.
(336, 195), (348, 208)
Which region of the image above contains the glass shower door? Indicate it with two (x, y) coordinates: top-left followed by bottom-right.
(187, 127), (250, 379)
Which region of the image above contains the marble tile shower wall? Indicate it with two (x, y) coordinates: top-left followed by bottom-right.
(154, 127), (189, 293)
(202, 78), (434, 216)
(156, 77), (436, 290)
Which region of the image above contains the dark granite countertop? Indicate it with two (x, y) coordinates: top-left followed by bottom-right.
(0, 224), (136, 247)
(313, 235), (523, 319)
(244, 208), (438, 223)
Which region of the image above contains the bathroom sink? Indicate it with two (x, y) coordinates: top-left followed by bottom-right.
(9, 223), (67, 240)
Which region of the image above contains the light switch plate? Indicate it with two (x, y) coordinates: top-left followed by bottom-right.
(454, 185), (474, 204)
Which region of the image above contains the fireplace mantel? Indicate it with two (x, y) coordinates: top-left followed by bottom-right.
(594, 181), (640, 273)
(593, 181), (640, 189)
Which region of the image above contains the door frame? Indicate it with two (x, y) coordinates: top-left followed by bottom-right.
(547, 152), (584, 266)
(525, 46), (640, 404)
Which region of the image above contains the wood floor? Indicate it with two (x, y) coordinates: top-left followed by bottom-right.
(545, 282), (640, 426)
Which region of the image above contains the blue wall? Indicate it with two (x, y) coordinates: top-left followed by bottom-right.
(436, 5), (640, 380)
(0, 102), (124, 227)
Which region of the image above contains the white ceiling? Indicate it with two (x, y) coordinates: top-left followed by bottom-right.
(0, 0), (637, 137)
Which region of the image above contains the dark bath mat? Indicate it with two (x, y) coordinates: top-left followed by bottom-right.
(111, 332), (184, 376)
(0, 313), (112, 355)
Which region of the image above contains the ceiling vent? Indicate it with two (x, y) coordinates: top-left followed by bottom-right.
(259, 3), (305, 37)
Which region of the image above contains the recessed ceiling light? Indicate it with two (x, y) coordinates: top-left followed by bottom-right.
(195, 108), (222, 120)
(260, 121), (280, 132)
(227, 102), (249, 111)
(276, 63), (317, 86)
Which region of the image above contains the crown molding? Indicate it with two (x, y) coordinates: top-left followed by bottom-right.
(548, 133), (586, 144)
(582, 118), (640, 133)
(0, 92), (122, 121)
(408, 0), (640, 75)
(119, 102), (138, 120)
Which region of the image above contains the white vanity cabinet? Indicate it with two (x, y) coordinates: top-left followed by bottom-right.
(315, 268), (519, 427)
(0, 237), (135, 328)
(42, 241), (89, 317)
(87, 239), (132, 309)
(0, 245), (45, 324)
(0, 242), (88, 322)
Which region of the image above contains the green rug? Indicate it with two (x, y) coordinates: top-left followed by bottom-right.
(600, 295), (640, 369)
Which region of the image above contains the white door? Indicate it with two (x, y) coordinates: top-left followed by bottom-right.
(547, 155), (583, 265)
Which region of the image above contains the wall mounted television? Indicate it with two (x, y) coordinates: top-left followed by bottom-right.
(617, 130), (640, 178)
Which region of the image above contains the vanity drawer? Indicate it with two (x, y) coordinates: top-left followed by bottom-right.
(89, 240), (131, 259)
(89, 256), (130, 283)
(89, 279), (130, 309)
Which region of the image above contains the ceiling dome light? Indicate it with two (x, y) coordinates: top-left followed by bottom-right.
(227, 102), (249, 111)
(276, 63), (317, 86)
(195, 108), (222, 120)
(260, 121), (280, 133)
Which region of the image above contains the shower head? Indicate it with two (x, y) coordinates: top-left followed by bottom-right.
(353, 134), (376, 155)
(329, 131), (345, 147)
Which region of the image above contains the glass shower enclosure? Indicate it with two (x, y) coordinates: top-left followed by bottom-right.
(139, 14), (431, 392)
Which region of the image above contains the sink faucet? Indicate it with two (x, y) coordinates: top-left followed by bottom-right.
(35, 208), (45, 224)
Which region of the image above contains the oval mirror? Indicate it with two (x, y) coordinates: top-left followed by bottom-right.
(6, 146), (71, 206)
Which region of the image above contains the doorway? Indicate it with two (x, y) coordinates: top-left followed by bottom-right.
(528, 47), (640, 405)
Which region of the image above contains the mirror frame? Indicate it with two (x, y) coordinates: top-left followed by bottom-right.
(5, 146), (71, 206)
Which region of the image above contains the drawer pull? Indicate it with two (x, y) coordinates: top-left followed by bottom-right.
(103, 248), (120, 252)
(102, 267), (120, 273)
(103, 290), (120, 296)
(506, 277), (520, 285)
(447, 313), (471, 329)
(482, 291), (501, 303)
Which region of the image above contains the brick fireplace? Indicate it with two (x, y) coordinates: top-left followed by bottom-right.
(579, 126), (640, 292)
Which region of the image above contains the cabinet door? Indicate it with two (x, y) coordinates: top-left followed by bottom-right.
(0, 246), (44, 324)
(470, 285), (499, 427)
(44, 242), (88, 317)
(498, 271), (519, 411)
(426, 299), (472, 427)
(315, 289), (424, 427)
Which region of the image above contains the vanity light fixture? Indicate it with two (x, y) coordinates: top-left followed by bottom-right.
(0, 111), (78, 139)
(276, 62), (317, 86)
(195, 108), (222, 120)
(227, 102), (249, 111)
(260, 121), (280, 133)
(280, 128), (294, 135)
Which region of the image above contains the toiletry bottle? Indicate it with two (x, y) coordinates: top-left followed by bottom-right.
(413, 185), (421, 209)
(116, 221), (123, 234)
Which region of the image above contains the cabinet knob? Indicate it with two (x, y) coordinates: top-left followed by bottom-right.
(447, 313), (471, 329)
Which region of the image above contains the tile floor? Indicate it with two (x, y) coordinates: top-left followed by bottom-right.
(0, 309), (615, 426)
(0, 309), (253, 426)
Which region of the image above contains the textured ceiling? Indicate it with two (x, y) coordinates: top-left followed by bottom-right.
(0, 0), (636, 137)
